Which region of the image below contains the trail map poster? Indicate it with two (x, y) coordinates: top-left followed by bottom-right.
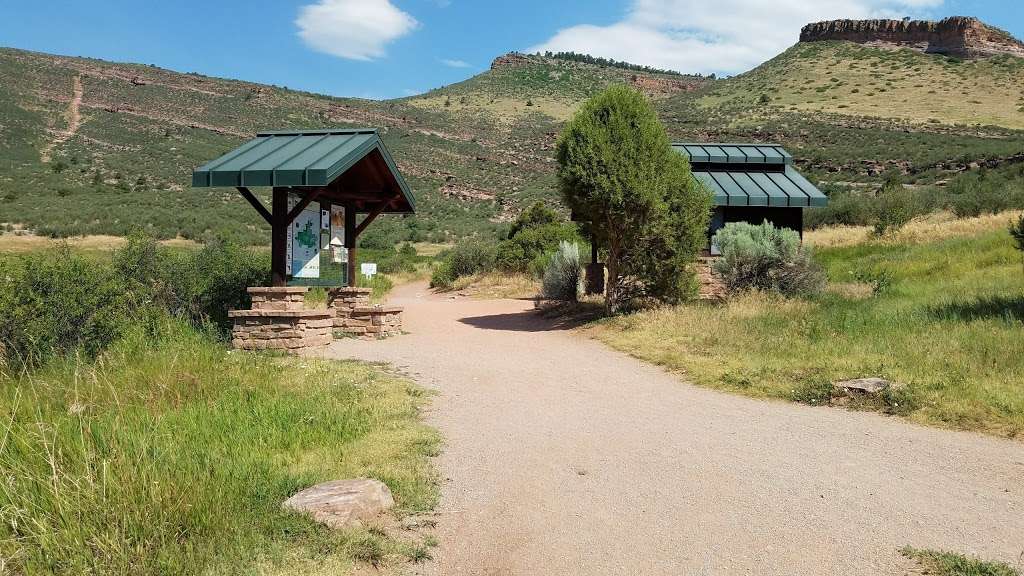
(287, 194), (321, 279)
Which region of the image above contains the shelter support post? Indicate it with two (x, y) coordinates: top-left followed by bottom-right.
(271, 188), (289, 287)
(345, 204), (357, 287)
(585, 229), (605, 296)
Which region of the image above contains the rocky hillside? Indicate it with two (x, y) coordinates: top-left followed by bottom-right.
(1, 16), (1023, 245)
(1, 48), (698, 244)
(800, 17), (1024, 59)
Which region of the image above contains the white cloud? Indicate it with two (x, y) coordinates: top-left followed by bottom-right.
(529, 0), (944, 75)
(441, 58), (471, 68)
(296, 0), (419, 61)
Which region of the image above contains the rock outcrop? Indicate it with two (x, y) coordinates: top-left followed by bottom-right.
(490, 52), (533, 70)
(800, 16), (1024, 59)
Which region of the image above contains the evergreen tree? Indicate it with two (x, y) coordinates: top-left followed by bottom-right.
(556, 85), (711, 313)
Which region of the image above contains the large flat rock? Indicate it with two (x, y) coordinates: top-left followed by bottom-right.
(282, 478), (395, 528)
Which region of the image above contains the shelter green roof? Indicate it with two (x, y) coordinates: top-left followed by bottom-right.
(673, 143), (827, 208)
(192, 128), (414, 213)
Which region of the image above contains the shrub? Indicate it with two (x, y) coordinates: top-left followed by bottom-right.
(430, 240), (498, 289)
(495, 222), (580, 273)
(114, 233), (268, 335)
(541, 241), (582, 302)
(873, 176), (915, 235)
(0, 246), (132, 367)
(557, 85), (711, 312)
(712, 221), (825, 297)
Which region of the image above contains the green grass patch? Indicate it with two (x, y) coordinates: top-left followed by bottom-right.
(0, 320), (440, 574)
(901, 547), (1021, 576)
(590, 227), (1024, 436)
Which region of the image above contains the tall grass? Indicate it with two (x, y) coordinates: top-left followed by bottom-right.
(0, 319), (439, 574)
(590, 225), (1024, 437)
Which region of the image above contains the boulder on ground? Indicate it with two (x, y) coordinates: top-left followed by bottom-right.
(834, 377), (892, 395)
(282, 478), (395, 529)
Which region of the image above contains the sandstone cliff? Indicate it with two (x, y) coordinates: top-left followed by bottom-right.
(800, 16), (1024, 59)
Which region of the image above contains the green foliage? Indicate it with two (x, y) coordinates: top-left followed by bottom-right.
(556, 85), (711, 311)
(790, 379), (834, 405)
(900, 547), (1020, 576)
(537, 50), (706, 79)
(0, 234), (268, 368)
(0, 321), (440, 574)
(541, 241), (583, 302)
(507, 201), (561, 238)
(712, 221), (826, 297)
(0, 246), (131, 367)
(114, 233), (269, 335)
(430, 240), (498, 289)
(496, 222), (580, 273)
(873, 175), (915, 235)
(596, 227), (1024, 436)
(1010, 215), (1024, 253)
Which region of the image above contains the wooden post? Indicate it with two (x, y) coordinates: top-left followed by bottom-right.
(345, 203), (357, 287)
(585, 228), (605, 296)
(271, 187), (289, 287)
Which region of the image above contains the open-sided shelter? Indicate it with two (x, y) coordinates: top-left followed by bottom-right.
(673, 143), (827, 253)
(192, 128), (414, 286)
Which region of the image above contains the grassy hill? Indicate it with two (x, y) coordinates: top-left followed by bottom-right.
(1, 34), (1023, 246)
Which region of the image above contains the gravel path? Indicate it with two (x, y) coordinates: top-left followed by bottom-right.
(325, 282), (1024, 575)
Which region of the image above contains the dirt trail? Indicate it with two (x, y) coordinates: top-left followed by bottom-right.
(326, 282), (1024, 575)
(41, 74), (83, 162)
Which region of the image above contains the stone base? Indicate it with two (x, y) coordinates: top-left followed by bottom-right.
(335, 306), (403, 339)
(230, 287), (332, 354)
(697, 257), (727, 301)
(329, 287), (403, 340)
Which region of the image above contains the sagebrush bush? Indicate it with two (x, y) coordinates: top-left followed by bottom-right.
(541, 241), (582, 301)
(712, 221), (825, 297)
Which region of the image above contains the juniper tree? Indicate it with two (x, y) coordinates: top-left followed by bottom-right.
(556, 85), (711, 313)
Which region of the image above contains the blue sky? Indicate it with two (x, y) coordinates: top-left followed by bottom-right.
(1, 0), (1020, 100)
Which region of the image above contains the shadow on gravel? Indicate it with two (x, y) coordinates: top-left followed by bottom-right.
(457, 310), (591, 332)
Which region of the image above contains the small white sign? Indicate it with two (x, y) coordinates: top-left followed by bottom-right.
(361, 262), (377, 277)
(321, 209), (330, 230)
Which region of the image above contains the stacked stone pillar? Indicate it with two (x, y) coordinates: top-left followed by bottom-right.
(697, 257), (727, 301)
(328, 287), (404, 339)
(229, 287), (333, 353)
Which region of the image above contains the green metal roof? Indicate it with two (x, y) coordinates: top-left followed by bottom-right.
(673, 143), (827, 208)
(192, 128), (414, 211)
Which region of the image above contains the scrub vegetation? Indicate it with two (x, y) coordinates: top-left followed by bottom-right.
(589, 214), (1024, 437)
(900, 547), (1021, 576)
(0, 240), (440, 575)
(3, 38), (1024, 249)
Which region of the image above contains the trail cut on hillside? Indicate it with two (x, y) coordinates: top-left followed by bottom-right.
(41, 74), (83, 163)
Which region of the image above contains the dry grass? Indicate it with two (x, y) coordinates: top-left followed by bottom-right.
(588, 225), (1024, 437)
(407, 95), (577, 122)
(701, 43), (1024, 128)
(447, 271), (539, 300)
(805, 210), (1024, 249)
(0, 232), (198, 253)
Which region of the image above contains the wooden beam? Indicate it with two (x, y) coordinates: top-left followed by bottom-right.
(237, 187), (272, 225)
(353, 194), (400, 238)
(285, 188), (325, 225)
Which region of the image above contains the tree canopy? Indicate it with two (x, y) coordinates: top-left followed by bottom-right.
(556, 84), (711, 312)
